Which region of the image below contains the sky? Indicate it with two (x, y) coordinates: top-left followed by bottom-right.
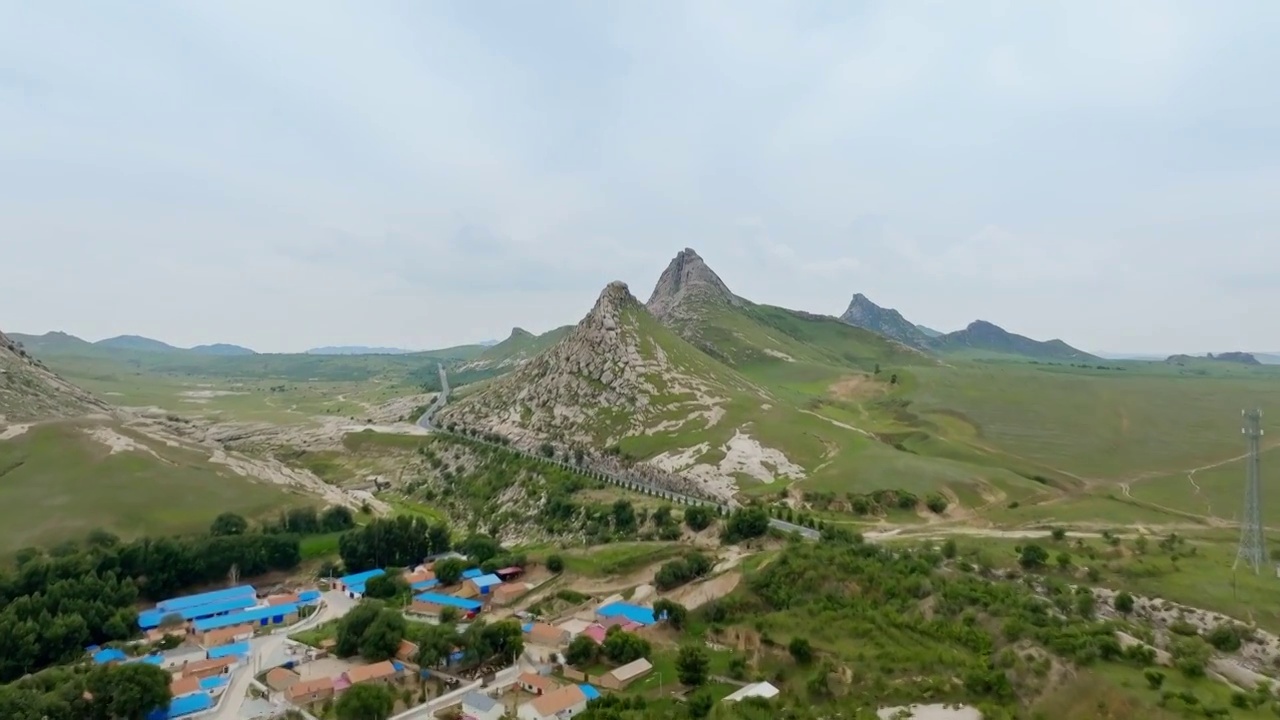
(3, 1), (1279, 354)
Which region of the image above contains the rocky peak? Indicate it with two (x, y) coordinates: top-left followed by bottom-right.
(508, 327), (534, 340)
(838, 293), (930, 349)
(646, 248), (740, 322)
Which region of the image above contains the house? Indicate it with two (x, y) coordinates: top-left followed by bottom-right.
(491, 583), (526, 606)
(191, 604), (299, 634)
(403, 568), (435, 586)
(207, 641), (251, 660)
(334, 569), (385, 599)
(91, 648), (127, 665)
(597, 658), (653, 690)
(723, 681), (779, 703)
(595, 603), (655, 626)
(286, 676), (335, 705)
(407, 600), (446, 622)
(265, 667), (301, 692)
(517, 684), (589, 720)
(467, 573), (504, 596)
(199, 623), (254, 647)
(146, 692), (214, 720)
(344, 660), (398, 686)
(146, 627), (188, 644)
(525, 622), (570, 648)
(495, 566), (524, 581)
(462, 691), (506, 720)
(394, 638), (419, 661)
(581, 624), (608, 645)
(412, 592), (483, 619)
(169, 675), (201, 699)
(517, 672), (560, 696)
(266, 592), (299, 607)
(158, 644), (207, 670)
(178, 656), (235, 680)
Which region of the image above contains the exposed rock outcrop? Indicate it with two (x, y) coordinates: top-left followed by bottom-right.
(0, 328), (110, 424)
(646, 248), (742, 325)
(838, 293), (932, 349)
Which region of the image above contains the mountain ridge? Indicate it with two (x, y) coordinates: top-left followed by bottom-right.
(1, 328), (110, 424)
(839, 293), (932, 349)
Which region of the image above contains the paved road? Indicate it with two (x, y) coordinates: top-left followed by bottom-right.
(209, 590), (357, 720)
(416, 365), (450, 430)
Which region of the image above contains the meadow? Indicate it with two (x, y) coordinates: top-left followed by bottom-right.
(0, 420), (303, 552)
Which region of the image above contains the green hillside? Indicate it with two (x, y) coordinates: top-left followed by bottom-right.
(467, 325), (572, 368)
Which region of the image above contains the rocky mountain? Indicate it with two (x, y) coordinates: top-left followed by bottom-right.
(1166, 352), (1262, 366)
(1, 329), (110, 425)
(645, 249), (927, 371)
(916, 325), (944, 338)
(439, 281), (754, 451)
(931, 321), (1098, 361)
(838, 294), (932, 349)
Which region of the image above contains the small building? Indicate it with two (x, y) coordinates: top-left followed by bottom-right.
(403, 568), (435, 586)
(462, 691), (506, 720)
(334, 569), (385, 599)
(494, 566), (524, 581)
(92, 648), (127, 665)
(407, 600), (446, 622)
(178, 656), (235, 680)
(595, 603), (655, 626)
(344, 660), (398, 687)
(266, 592), (299, 607)
(207, 641), (251, 660)
(158, 644), (207, 671)
(597, 658), (652, 690)
(491, 583), (526, 607)
(146, 692), (214, 720)
(461, 568), (484, 580)
(396, 640), (419, 665)
(169, 675), (201, 699)
(467, 573), (504, 596)
(285, 676), (335, 705)
(525, 623), (570, 649)
(192, 603), (299, 634)
(723, 681), (779, 703)
(265, 667), (302, 692)
(412, 592), (483, 619)
(517, 684), (589, 720)
(200, 623), (254, 647)
(517, 671), (560, 696)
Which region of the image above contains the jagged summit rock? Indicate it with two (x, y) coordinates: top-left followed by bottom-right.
(839, 293), (931, 349)
(508, 327), (533, 339)
(646, 248), (741, 323)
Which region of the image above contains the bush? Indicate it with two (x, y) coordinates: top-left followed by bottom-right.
(546, 554), (565, 573)
(684, 506), (713, 532)
(655, 552), (713, 591)
(925, 494), (948, 514)
(788, 636), (813, 665)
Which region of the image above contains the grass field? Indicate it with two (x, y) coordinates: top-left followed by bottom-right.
(556, 542), (686, 577)
(0, 420), (302, 552)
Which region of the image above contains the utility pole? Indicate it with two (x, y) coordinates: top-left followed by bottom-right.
(1234, 409), (1265, 574)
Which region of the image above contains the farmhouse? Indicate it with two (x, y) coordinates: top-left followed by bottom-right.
(334, 569), (385, 599)
(139, 585), (259, 630)
(192, 603), (299, 634)
(595, 602), (655, 626)
(412, 592), (483, 619)
(285, 676), (335, 704)
(462, 691), (506, 720)
(466, 573), (503, 596)
(597, 658), (652, 690)
(517, 672), (560, 696)
(517, 684), (598, 720)
(199, 623), (254, 647)
(344, 660), (399, 687)
(265, 667), (301, 692)
(169, 675), (201, 699)
(490, 583), (526, 606)
(525, 622), (569, 648)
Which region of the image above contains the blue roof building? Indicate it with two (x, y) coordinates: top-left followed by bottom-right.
(596, 602), (656, 626)
(470, 574), (502, 594)
(461, 568), (483, 580)
(298, 589), (322, 604)
(193, 603), (299, 632)
(410, 578), (440, 591)
(93, 648), (127, 664)
(136, 654), (164, 666)
(147, 692), (213, 720)
(337, 568), (385, 587)
(156, 585), (257, 613)
(200, 676), (229, 690)
(207, 641), (251, 659)
(580, 684), (602, 700)
(413, 592), (483, 612)
(138, 596), (259, 629)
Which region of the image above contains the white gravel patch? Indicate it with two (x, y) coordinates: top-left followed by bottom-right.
(0, 423), (32, 441)
(878, 704), (982, 720)
(650, 431), (805, 490)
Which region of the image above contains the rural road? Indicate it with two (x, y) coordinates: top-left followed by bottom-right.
(416, 365), (450, 430)
(210, 589), (357, 720)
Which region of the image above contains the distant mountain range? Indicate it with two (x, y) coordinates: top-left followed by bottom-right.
(305, 346), (418, 355)
(9, 332), (257, 356)
(838, 296), (1098, 361)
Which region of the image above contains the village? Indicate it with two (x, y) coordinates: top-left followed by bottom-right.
(87, 548), (772, 720)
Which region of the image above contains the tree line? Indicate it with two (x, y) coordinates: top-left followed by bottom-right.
(0, 656), (172, 720)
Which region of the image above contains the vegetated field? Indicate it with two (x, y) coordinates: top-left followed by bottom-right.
(943, 529), (1280, 635)
(558, 542), (685, 577)
(0, 420), (302, 553)
(907, 361), (1280, 481)
(1127, 445), (1280, 528)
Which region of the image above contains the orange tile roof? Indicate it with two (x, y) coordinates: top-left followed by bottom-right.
(181, 656), (234, 676)
(267, 593), (299, 606)
(518, 672), (560, 693)
(404, 569), (435, 585)
(409, 600), (444, 616)
(201, 623), (254, 646)
(345, 660), (397, 684)
(170, 675), (201, 696)
(265, 667), (301, 690)
(531, 685), (586, 716)
(526, 623), (566, 646)
(285, 676), (334, 700)
(397, 639), (419, 662)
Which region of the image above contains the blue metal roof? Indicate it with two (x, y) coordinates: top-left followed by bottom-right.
(596, 602), (655, 626)
(346, 583), (368, 595)
(413, 592), (483, 611)
(138, 596), (258, 629)
(93, 648), (127, 664)
(207, 641), (250, 659)
(580, 684), (602, 700)
(471, 573), (502, 588)
(411, 578), (440, 591)
(137, 654), (164, 666)
(200, 676), (229, 690)
(156, 585), (257, 613)
(147, 692), (213, 720)
(338, 568), (385, 586)
(461, 568), (483, 579)
(193, 603), (298, 632)
(298, 589), (322, 602)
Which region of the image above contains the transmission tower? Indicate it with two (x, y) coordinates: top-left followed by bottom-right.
(1234, 409), (1265, 574)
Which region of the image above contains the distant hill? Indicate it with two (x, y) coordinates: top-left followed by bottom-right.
(95, 335), (180, 353)
(916, 325), (944, 338)
(1, 328), (109, 423)
(462, 326), (574, 372)
(190, 343), (256, 356)
(1166, 352), (1261, 366)
(1253, 353), (1280, 365)
(7, 331), (95, 355)
(306, 346), (418, 355)
(838, 294), (932, 349)
(931, 321), (1099, 361)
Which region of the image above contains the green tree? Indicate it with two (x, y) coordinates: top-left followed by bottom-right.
(684, 506), (713, 532)
(1056, 552), (1072, 570)
(1145, 668), (1165, 690)
(335, 602), (383, 658)
(359, 611), (407, 661)
(602, 630), (651, 665)
(941, 539), (958, 559)
(363, 574), (408, 600)
(789, 636), (814, 665)
(434, 558), (467, 586)
(566, 635), (599, 667)
(335, 683), (395, 720)
(546, 554), (565, 573)
(85, 662), (172, 720)
(1018, 544), (1049, 570)
(676, 645), (709, 687)
(652, 599), (687, 630)
(1051, 527), (1067, 542)
(210, 512), (248, 536)
(1114, 591), (1135, 615)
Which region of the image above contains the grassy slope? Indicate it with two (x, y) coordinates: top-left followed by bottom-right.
(0, 421), (300, 552)
(473, 326), (572, 365)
